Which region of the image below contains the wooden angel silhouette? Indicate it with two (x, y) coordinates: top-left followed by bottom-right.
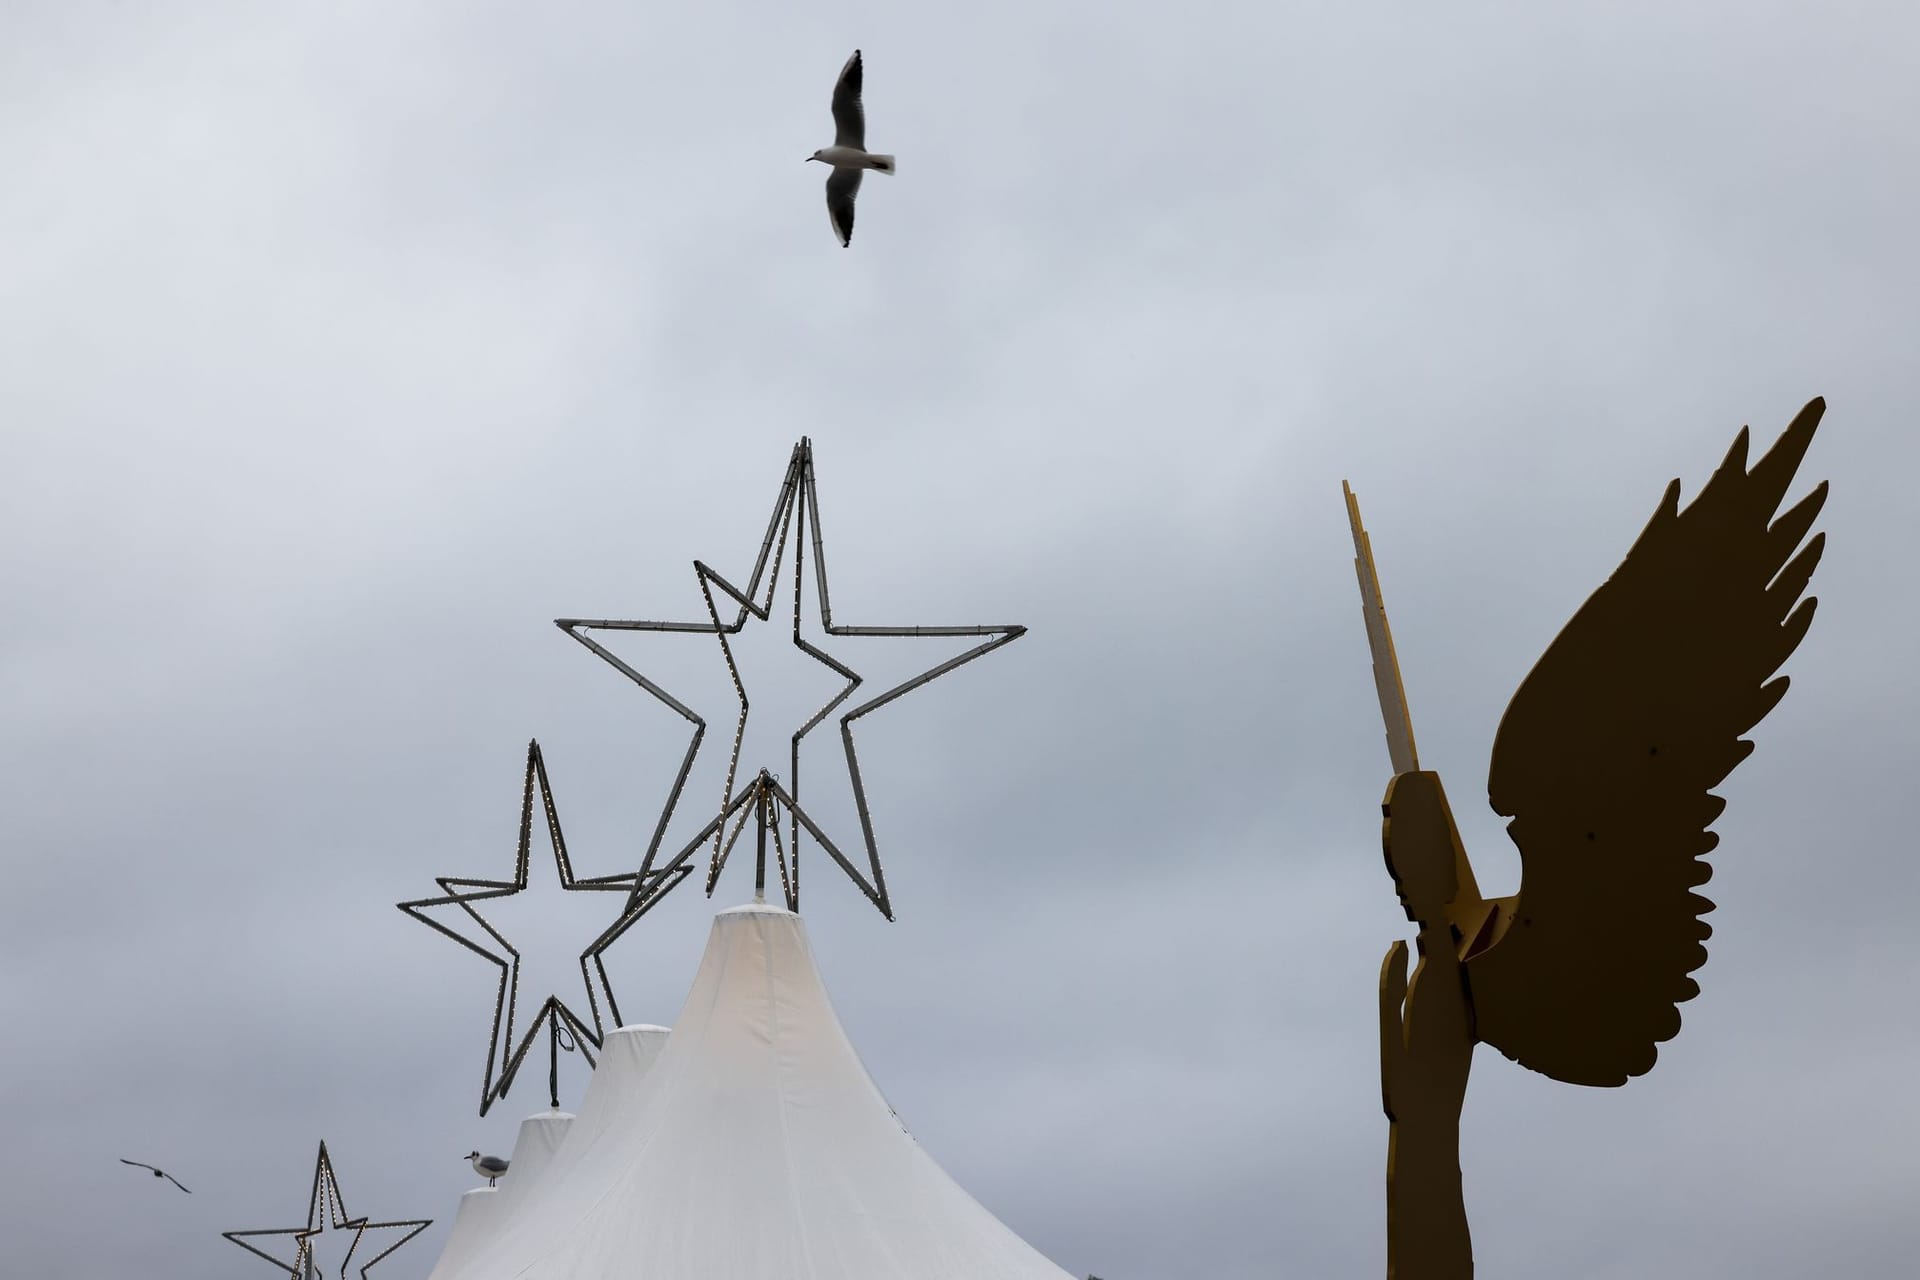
(1343, 398), (1828, 1280)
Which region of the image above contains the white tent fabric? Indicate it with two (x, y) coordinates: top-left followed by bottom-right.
(428, 1187), (499, 1280)
(463, 903), (1072, 1280)
(555, 1022), (671, 1158)
(427, 1024), (670, 1280)
(428, 1112), (572, 1280)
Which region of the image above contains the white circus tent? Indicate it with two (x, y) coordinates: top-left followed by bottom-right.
(442, 903), (1072, 1280)
(428, 1111), (569, 1280)
(427, 1024), (670, 1280)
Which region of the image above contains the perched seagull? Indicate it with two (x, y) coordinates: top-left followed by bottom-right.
(465, 1151), (509, 1187)
(807, 50), (895, 247)
(119, 1159), (191, 1194)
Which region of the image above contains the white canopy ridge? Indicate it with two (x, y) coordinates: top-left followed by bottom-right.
(564, 1022), (670, 1144)
(463, 903), (1073, 1280)
(428, 1111), (571, 1280)
(428, 1187), (498, 1280)
(428, 1023), (671, 1280)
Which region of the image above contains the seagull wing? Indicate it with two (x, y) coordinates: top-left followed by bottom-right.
(825, 167), (863, 247)
(163, 1171), (192, 1194)
(1467, 398), (1827, 1086)
(120, 1158), (158, 1173)
(831, 50), (865, 149)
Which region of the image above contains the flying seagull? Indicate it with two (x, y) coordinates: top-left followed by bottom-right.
(465, 1151), (509, 1187)
(119, 1159), (191, 1194)
(807, 50), (895, 247)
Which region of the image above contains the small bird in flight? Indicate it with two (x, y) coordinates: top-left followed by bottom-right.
(119, 1159), (191, 1193)
(807, 50), (895, 247)
(465, 1150), (510, 1186)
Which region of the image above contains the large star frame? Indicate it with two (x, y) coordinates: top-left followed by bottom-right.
(396, 739), (691, 1116)
(222, 1141), (430, 1280)
(556, 437), (1026, 921)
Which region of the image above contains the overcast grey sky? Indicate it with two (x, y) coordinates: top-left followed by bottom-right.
(3, 3), (1916, 1277)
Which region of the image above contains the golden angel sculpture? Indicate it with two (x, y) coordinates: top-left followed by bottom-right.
(1344, 398), (1829, 1280)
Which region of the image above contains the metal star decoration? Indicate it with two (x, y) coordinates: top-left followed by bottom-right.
(222, 1141), (429, 1280)
(397, 739), (690, 1116)
(556, 437), (1025, 920)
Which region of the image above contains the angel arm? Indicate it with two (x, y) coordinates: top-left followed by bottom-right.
(1467, 398), (1828, 1086)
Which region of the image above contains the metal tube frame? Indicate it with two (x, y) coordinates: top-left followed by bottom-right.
(222, 1140), (430, 1279)
(396, 740), (691, 1116)
(556, 437), (1025, 921)
(399, 437), (1024, 1119)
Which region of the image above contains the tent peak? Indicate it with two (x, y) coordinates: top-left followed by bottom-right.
(717, 901), (797, 918)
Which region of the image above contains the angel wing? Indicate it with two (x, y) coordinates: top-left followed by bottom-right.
(1466, 398), (1828, 1086)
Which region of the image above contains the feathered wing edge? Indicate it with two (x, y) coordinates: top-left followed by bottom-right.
(1466, 398), (1827, 1086)
(831, 49), (865, 149)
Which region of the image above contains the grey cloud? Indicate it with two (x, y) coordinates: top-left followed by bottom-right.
(3, 3), (1916, 1278)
